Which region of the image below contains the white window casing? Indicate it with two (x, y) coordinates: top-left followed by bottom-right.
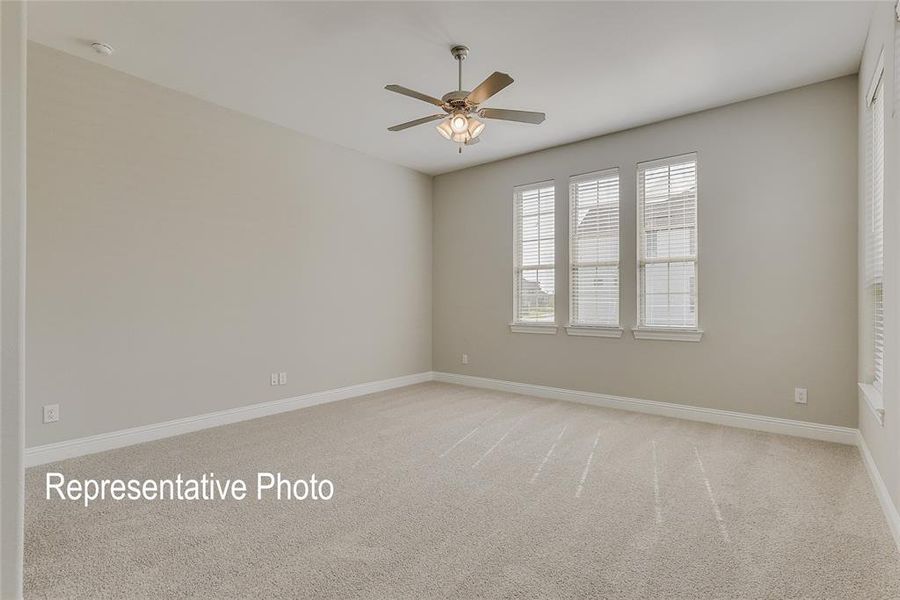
(567, 168), (622, 337)
(512, 181), (556, 332)
(635, 153), (702, 341)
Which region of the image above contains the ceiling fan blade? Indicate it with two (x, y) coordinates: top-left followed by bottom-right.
(384, 84), (446, 107)
(387, 114), (446, 132)
(466, 72), (514, 105)
(465, 136), (480, 146)
(479, 108), (545, 124)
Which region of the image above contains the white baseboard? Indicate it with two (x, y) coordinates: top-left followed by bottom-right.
(856, 430), (900, 551)
(25, 371), (435, 467)
(433, 372), (858, 445)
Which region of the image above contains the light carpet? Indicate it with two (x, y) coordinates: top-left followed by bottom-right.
(24, 382), (900, 599)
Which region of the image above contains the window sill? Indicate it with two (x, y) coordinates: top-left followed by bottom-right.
(565, 325), (624, 338)
(858, 382), (885, 426)
(632, 327), (703, 342)
(509, 323), (558, 335)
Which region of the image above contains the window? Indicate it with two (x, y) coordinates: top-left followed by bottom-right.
(636, 153), (699, 335)
(568, 169), (620, 332)
(860, 57), (885, 424)
(513, 181), (555, 327)
(866, 71), (885, 391)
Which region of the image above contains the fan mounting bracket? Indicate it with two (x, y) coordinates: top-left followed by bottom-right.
(450, 45), (469, 61)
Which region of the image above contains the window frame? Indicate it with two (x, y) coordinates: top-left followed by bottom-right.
(634, 152), (703, 342)
(566, 167), (623, 338)
(860, 51), (886, 425)
(511, 179), (558, 333)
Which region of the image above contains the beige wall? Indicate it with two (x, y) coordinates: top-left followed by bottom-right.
(2, 4), (27, 597)
(27, 41), (862, 444)
(858, 4), (900, 516)
(434, 76), (858, 428)
(26, 43), (432, 447)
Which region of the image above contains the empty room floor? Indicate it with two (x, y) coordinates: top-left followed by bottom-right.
(24, 382), (900, 599)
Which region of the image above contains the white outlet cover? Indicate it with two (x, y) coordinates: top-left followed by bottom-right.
(794, 388), (808, 404)
(279, 372), (287, 385)
(43, 404), (59, 424)
(270, 373), (278, 386)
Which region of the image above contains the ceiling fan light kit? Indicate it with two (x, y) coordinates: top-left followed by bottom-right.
(385, 44), (546, 153)
(468, 116), (485, 138)
(436, 120), (453, 140)
(450, 113), (468, 133)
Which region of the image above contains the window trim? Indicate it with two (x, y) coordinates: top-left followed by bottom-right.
(511, 179), (557, 328)
(859, 382), (885, 426)
(567, 167), (621, 331)
(632, 326), (703, 342)
(634, 152), (701, 338)
(510, 323), (559, 335)
(565, 325), (623, 338)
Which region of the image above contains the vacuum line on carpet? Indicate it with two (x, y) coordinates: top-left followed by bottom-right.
(472, 415), (525, 468)
(693, 445), (730, 543)
(440, 407), (504, 458)
(529, 424), (568, 484)
(575, 430), (602, 498)
(651, 440), (662, 525)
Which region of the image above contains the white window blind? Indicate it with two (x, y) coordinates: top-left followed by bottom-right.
(569, 169), (619, 326)
(895, 22), (900, 114)
(866, 75), (885, 390)
(637, 153), (698, 329)
(514, 182), (555, 323)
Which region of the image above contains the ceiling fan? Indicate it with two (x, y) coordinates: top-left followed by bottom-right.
(385, 45), (546, 152)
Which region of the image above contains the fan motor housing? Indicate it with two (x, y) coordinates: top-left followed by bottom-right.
(441, 90), (471, 110)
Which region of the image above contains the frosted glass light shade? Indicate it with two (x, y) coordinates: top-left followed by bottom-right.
(435, 120), (453, 140)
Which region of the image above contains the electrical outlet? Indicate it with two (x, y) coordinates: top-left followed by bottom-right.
(279, 372), (287, 385)
(270, 373), (278, 386)
(462, 353), (468, 365)
(43, 404), (59, 424)
(794, 387), (808, 405)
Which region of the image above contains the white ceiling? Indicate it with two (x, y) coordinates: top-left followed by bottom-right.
(29, 1), (873, 175)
